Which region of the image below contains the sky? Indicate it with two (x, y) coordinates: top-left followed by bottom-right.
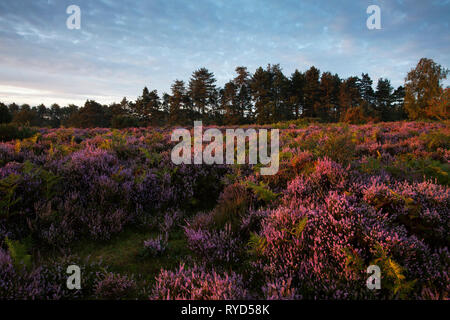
(0, 0), (449, 106)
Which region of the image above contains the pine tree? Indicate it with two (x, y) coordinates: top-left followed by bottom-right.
(391, 86), (406, 121)
(221, 81), (239, 124)
(69, 100), (109, 128)
(270, 64), (290, 122)
(188, 68), (217, 120)
(8, 103), (19, 118)
(0, 103), (12, 124)
(289, 70), (305, 119)
(303, 66), (321, 118)
(250, 67), (272, 124)
(317, 72), (340, 121)
(132, 87), (161, 125)
(233, 66), (252, 122)
(375, 78), (394, 121)
(338, 76), (361, 121)
(49, 103), (62, 128)
(169, 80), (189, 125)
(359, 73), (375, 105)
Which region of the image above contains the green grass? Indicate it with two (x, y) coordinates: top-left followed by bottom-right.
(47, 227), (191, 283)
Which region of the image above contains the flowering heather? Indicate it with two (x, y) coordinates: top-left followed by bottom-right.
(0, 249), (108, 300)
(151, 264), (247, 300)
(0, 121), (448, 299)
(184, 222), (243, 264)
(143, 234), (168, 257)
(94, 272), (137, 300)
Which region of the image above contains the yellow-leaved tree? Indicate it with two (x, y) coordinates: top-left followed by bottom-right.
(404, 58), (449, 120)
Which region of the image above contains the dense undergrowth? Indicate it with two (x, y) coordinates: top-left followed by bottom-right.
(0, 121), (449, 299)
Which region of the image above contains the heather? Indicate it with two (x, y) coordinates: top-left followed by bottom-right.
(0, 121), (449, 300)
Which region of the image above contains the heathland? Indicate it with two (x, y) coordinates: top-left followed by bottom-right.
(0, 120), (448, 299)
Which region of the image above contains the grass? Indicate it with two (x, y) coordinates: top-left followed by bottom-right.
(43, 227), (191, 283)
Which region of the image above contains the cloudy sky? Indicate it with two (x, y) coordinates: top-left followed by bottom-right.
(0, 0), (449, 106)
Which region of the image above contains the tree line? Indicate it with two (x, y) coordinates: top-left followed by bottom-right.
(0, 58), (448, 128)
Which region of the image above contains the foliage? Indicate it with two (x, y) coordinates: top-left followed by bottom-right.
(140, 234), (168, 258)
(5, 237), (32, 270)
(0, 121), (448, 300)
(245, 181), (280, 203)
(0, 173), (22, 218)
(212, 183), (249, 230)
(0, 124), (36, 142)
(371, 244), (417, 299)
(94, 272), (137, 300)
(248, 232), (268, 256)
(404, 58), (449, 120)
(151, 264), (248, 300)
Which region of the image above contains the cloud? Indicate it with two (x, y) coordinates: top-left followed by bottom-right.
(0, 0), (448, 106)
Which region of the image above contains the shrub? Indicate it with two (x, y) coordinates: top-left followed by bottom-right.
(341, 105), (375, 124)
(316, 132), (357, 165)
(141, 234), (168, 258)
(1, 122), (449, 300)
(184, 223), (242, 264)
(94, 272), (137, 300)
(212, 183), (250, 230)
(151, 264), (247, 300)
(0, 251), (102, 300)
(0, 124), (36, 142)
